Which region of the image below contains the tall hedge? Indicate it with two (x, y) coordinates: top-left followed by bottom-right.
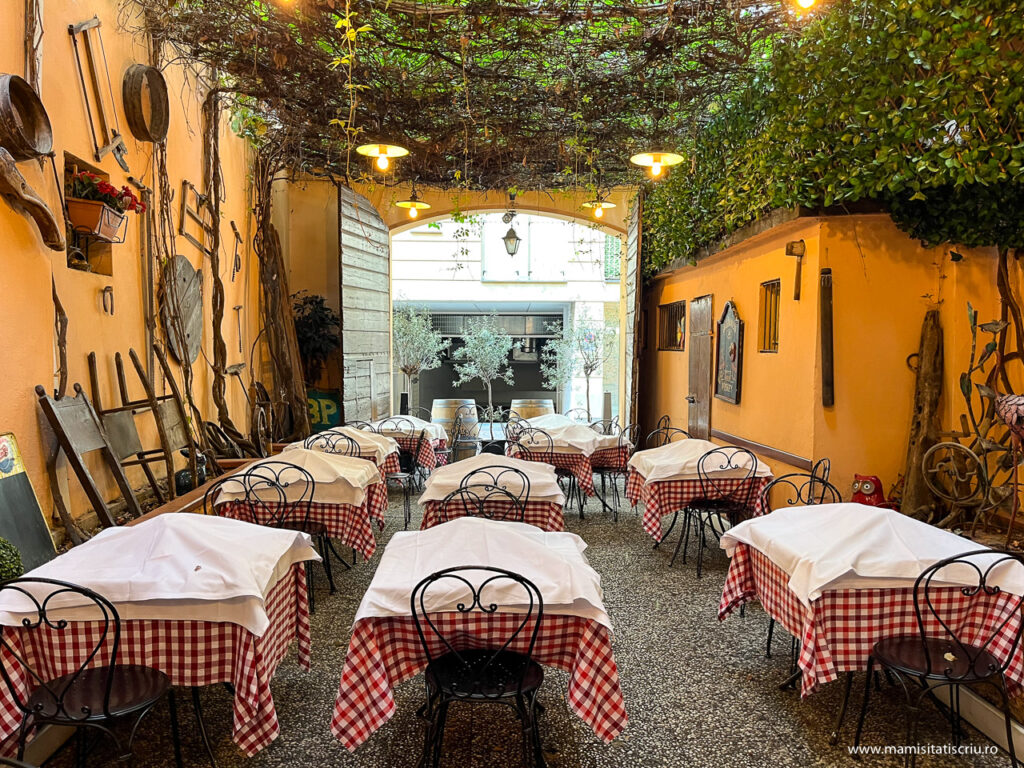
(642, 0), (1024, 273)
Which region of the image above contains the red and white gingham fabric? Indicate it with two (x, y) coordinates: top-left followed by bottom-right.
(218, 481), (389, 560)
(0, 564), (311, 757)
(506, 447), (596, 496)
(374, 451), (401, 476)
(590, 444), (632, 471)
(395, 436), (448, 470)
(719, 543), (1024, 697)
(626, 468), (771, 542)
(331, 612), (627, 750)
(420, 499), (565, 532)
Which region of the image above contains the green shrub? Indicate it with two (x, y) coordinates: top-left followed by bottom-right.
(0, 538), (24, 582)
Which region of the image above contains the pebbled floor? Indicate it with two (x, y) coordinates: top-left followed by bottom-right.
(50, 486), (1010, 768)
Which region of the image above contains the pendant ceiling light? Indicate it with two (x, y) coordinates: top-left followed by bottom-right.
(629, 151), (683, 179)
(356, 142), (409, 171)
(582, 198), (617, 220)
(501, 192), (521, 255)
(395, 184), (430, 219)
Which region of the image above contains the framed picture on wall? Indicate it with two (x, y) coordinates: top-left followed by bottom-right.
(714, 301), (743, 404)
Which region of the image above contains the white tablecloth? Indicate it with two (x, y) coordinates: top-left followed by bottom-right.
(355, 518), (611, 629)
(628, 438), (772, 482)
(520, 421), (617, 457)
(525, 413), (576, 429)
(215, 449), (381, 506)
(0, 514), (319, 635)
(365, 415), (447, 442)
(283, 426), (398, 464)
(419, 453), (565, 505)
(721, 504), (1024, 606)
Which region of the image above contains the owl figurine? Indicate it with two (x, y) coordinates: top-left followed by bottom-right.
(851, 474), (887, 506)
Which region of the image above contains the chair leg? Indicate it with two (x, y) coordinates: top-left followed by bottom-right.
(192, 686), (219, 768)
(320, 535), (337, 593)
(655, 512), (678, 549)
(404, 478), (412, 530)
(305, 560), (316, 615)
(996, 675), (1019, 768)
(168, 688), (184, 768)
(696, 514), (708, 579)
(853, 657), (875, 754)
(431, 700), (450, 768)
(681, 510), (692, 565)
(669, 511), (688, 567)
(829, 671), (855, 745)
(766, 618), (775, 658)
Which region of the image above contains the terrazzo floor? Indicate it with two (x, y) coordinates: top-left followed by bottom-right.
(54, 486), (1010, 767)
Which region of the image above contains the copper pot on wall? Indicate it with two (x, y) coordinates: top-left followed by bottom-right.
(0, 74), (53, 161)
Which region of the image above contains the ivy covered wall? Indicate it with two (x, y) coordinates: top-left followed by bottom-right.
(641, 0), (1024, 274)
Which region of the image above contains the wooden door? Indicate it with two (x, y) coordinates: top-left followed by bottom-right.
(687, 294), (713, 439)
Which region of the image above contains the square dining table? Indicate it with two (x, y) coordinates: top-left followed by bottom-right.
(626, 439), (772, 542)
(506, 417), (623, 497)
(418, 453), (566, 531)
(213, 449), (389, 561)
(330, 518), (628, 751)
(285, 426), (402, 476)
(0, 514), (317, 757)
(363, 416), (449, 470)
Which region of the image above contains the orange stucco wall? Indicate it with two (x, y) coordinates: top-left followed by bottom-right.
(639, 213), (1003, 498)
(1, 0), (259, 534)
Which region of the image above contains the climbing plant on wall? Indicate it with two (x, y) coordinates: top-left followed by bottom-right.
(641, 0), (1024, 273)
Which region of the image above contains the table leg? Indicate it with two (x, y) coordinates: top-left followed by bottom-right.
(192, 686), (219, 768)
(829, 671), (855, 745)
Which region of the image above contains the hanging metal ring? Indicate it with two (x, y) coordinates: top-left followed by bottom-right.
(122, 64), (169, 143)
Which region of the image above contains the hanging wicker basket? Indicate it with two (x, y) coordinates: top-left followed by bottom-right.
(66, 198), (127, 243)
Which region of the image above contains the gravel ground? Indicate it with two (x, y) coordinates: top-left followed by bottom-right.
(52, 486), (1010, 767)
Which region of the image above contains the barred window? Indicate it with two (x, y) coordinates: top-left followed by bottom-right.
(658, 301), (686, 350)
(758, 279), (781, 353)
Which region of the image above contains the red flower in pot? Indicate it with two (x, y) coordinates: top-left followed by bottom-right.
(66, 171), (144, 242)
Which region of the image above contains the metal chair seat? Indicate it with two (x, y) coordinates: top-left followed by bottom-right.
(426, 649), (544, 700)
(27, 665), (170, 721)
(873, 636), (1002, 681)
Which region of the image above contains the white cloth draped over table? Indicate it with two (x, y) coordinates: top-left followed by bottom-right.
(418, 453), (566, 505)
(355, 518), (611, 629)
(720, 504), (1024, 607)
(628, 438), (772, 482)
(214, 449), (381, 506)
(524, 413), (576, 429)
(364, 415), (448, 442)
(0, 514), (319, 635)
(520, 419), (619, 456)
(283, 426), (398, 464)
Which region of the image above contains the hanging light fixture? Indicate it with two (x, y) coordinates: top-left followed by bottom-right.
(395, 184), (431, 220)
(629, 151), (684, 179)
(356, 143), (409, 172)
(582, 197), (617, 220)
(796, 0), (817, 7)
(501, 192), (521, 255)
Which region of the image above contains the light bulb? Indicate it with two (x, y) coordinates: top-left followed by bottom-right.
(376, 155), (389, 171)
(650, 162), (663, 178)
(594, 206), (604, 219)
(797, 0), (815, 7)
(409, 206), (418, 219)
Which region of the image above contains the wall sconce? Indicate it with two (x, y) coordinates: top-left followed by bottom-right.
(785, 239), (805, 300)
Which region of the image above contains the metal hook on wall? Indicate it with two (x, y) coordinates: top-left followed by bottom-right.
(101, 285), (114, 316)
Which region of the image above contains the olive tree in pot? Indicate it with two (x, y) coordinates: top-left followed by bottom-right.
(393, 306), (448, 401)
(292, 292), (341, 386)
(541, 314), (616, 415)
(452, 314), (515, 412)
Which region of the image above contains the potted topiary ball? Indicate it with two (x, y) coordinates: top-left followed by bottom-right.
(0, 538), (23, 582)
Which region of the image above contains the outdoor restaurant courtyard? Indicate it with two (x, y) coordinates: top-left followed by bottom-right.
(0, 0), (1022, 766)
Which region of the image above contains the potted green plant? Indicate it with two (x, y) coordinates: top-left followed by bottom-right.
(0, 538), (23, 582)
(66, 171), (145, 242)
(292, 292), (341, 385)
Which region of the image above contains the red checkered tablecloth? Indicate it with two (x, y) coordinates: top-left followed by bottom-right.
(626, 468), (771, 542)
(718, 543), (1024, 697)
(506, 447), (596, 496)
(394, 436), (448, 470)
(375, 451), (401, 476)
(420, 499), (565, 532)
(218, 481), (389, 560)
(0, 564), (311, 757)
(590, 445), (632, 470)
(331, 612), (627, 750)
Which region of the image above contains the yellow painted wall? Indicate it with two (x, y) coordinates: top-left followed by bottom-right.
(1, 0), (259, 533)
(639, 212), (1003, 498)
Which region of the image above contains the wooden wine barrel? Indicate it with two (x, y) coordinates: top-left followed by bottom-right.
(431, 397), (479, 441)
(509, 398), (555, 420)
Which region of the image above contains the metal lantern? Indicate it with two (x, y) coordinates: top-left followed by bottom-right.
(502, 226), (522, 256)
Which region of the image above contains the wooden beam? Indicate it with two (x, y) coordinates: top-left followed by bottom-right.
(709, 428), (813, 471)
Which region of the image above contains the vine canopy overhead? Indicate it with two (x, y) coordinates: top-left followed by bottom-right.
(134, 0), (792, 189)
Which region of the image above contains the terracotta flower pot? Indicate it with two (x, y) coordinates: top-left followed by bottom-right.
(66, 198), (126, 243)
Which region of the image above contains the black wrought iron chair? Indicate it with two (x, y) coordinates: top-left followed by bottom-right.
(0, 578), (182, 767)
(564, 408), (591, 423)
(437, 486), (526, 524)
(461, 465), (532, 502)
(369, 419), (425, 528)
(656, 414), (671, 429)
(203, 461), (336, 611)
(505, 416), (527, 444)
(303, 430), (362, 457)
(758, 471), (843, 659)
(410, 406), (434, 421)
(345, 420), (372, 430)
(452, 404), (483, 461)
(645, 426), (690, 448)
(411, 567), (545, 768)
(588, 419), (621, 436)
(670, 446), (759, 576)
(593, 423), (640, 521)
(853, 549), (1024, 767)
(510, 426), (584, 519)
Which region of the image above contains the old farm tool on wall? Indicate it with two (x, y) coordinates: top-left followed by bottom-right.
(68, 17), (129, 172)
(178, 180), (215, 256)
(159, 254), (203, 364)
(122, 64), (169, 143)
(0, 148), (64, 250)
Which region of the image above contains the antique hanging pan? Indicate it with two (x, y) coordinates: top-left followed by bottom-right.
(0, 73), (53, 161)
(122, 64), (169, 143)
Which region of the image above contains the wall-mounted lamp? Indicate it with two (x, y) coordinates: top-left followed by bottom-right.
(785, 239), (806, 300)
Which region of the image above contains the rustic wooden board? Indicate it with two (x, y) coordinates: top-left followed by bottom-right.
(160, 254), (202, 364)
